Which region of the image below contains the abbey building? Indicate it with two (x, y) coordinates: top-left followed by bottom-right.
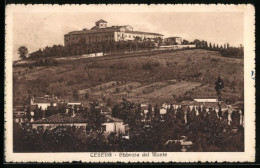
(64, 19), (164, 46)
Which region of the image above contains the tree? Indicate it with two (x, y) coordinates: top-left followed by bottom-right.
(209, 43), (212, 48)
(18, 46), (28, 60)
(84, 93), (89, 100)
(193, 39), (201, 48)
(154, 103), (160, 121)
(88, 102), (105, 131)
(112, 104), (121, 118)
(227, 43), (230, 48)
(106, 97), (112, 106)
(72, 89), (79, 100)
(135, 104), (142, 121)
(182, 39), (189, 45)
(205, 41), (208, 48)
(147, 104), (153, 121)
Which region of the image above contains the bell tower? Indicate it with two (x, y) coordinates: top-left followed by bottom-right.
(95, 19), (107, 29)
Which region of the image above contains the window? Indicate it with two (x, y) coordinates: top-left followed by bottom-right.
(101, 125), (106, 131)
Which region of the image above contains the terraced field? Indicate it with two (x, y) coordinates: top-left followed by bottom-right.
(13, 49), (244, 106)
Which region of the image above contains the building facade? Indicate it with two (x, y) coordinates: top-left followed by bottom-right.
(30, 96), (59, 110)
(64, 19), (164, 47)
(164, 37), (183, 45)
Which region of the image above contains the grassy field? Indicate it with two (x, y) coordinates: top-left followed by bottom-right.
(13, 49), (244, 106)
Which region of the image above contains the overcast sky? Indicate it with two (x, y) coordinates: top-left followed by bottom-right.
(13, 12), (244, 60)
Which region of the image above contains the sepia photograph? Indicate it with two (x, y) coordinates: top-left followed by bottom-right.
(5, 4), (255, 163)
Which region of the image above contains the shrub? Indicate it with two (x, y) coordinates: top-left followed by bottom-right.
(211, 58), (220, 62)
(142, 61), (160, 70)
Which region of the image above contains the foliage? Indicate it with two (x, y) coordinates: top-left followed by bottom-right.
(18, 46), (28, 60)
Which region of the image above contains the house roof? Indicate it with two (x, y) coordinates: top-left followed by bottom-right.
(95, 19), (107, 23)
(194, 98), (218, 103)
(33, 97), (59, 104)
(68, 27), (118, 35)
(105, 115), (123, 122)
(165, 36), (181, 39)
(14, 114), (26, 118)
(99, 106), (110, 112)
(14, 106), (25, 111)
(204, 102), (219, 108)
(126, 30), (163, 36)
(66, 26), (163, 36)
(30, 105), (37, 111)
(180, 101), (192, 105)
(67, 102), (82, 105)
(189, 101), (201, 106)
(32, 113), (88, 124)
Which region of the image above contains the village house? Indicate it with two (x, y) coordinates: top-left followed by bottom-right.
(31, 113), (88, 131)
(102, 115), (128, 135)
(30, 95), (59, 110)
(164, 37), (183, 45)
(13, 105), (28, 123)
(164, 136), (193, 152)
(95, 105), (111, 115)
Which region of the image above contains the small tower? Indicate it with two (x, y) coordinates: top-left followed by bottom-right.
(95, 19), (107, 29)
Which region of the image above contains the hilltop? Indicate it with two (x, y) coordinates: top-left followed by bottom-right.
(13, 49), (243, 106)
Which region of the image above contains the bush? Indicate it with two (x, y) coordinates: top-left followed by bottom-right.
(211, 58), (220, 62)
(221, 48), (243, 59)
(142, 61), (160, 70)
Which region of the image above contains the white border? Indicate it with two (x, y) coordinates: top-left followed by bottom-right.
(5, 4), (255, 163)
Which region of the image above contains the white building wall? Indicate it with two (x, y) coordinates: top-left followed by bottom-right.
(102, 123), (115, 132)
(160, 108), (167, 115)
(115, 122), (125, 134)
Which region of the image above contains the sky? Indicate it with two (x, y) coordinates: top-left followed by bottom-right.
(12, 12), (244, 60)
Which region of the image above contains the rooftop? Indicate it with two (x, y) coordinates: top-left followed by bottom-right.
(67, 27), (118, 35)
(105, 115), (123, 122)
(126, 30), (163, 36)
(14, 106), (25, 111)
(32, 97), (59, 104)
(66, 26), (163, 36)
(33, 113), (88, 124)
(95, 19), (107, 23)
(165, 36), (181, 39)
(194, 98), (218, 103)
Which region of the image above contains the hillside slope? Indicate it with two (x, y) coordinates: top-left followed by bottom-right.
(13, 49), (243, 106)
